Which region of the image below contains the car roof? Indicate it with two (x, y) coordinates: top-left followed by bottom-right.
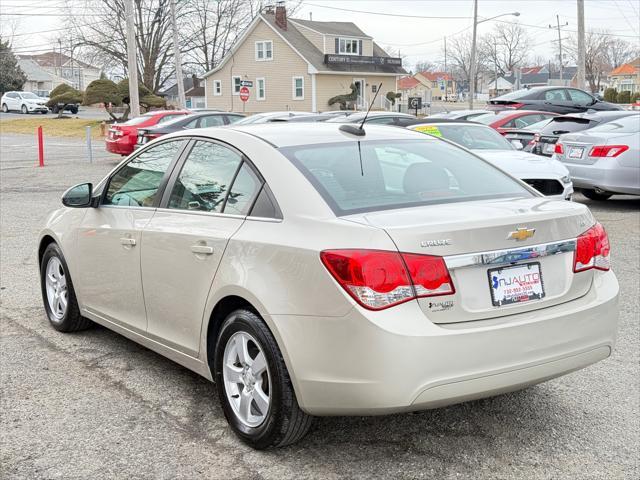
(552, 110), (639, 121)
(227, 122), (434, 148)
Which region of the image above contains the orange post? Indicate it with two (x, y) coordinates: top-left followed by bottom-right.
(37, 126), (44, 167)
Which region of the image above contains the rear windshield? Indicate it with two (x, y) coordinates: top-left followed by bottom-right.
(540, 117), (594, 135)
(123, 114), (156, 126)
(280, 139), (532, 215)
(587, 115), (639, 134)
(472, 113), (507, 125)
(493, 89), (535, 101)
(412, 124), (513, 150)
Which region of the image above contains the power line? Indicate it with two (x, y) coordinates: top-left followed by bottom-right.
(303, 2), (474, 19)
(492, 18), (640, 38)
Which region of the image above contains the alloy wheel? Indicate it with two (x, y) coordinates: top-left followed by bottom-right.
(222, 331), (271, 427)
(45, 257), (68, 320)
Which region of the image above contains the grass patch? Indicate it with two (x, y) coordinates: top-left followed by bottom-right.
(0, 118), (107, 140)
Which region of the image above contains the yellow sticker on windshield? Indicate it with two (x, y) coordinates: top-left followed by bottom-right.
(414, 125), (442, 137)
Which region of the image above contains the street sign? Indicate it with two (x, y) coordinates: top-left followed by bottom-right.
(409, 97), (422, 110)
(239, 86), (250, 102)
(240, 80), (253, 87)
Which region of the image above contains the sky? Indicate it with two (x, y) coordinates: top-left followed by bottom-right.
(1, 0), (639, 72)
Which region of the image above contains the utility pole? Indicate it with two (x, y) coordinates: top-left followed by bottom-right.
(170, 0), (186, 109)
(577, 0), (586, 90)
(469, 0), (478, 109)
(549, 15), (569, 85)
(493, 39), (498, 98)
(57, 38), (62, 77)
(125, 0), (140, 118)
(444, 36), (448, 99)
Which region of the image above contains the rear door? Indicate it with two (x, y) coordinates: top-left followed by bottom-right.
(140, 139), (263, 355)
(542, 89), (574, 113)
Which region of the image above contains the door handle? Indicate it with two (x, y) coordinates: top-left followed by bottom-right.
(191, 245), (214, 255)
(120, 237), (136, 246)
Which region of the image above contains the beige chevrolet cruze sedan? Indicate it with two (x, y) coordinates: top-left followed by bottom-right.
(39, 123), (619, 449)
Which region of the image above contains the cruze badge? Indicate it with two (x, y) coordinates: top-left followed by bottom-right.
(507, 227), (536, 241)
(421, 239), (452, 247)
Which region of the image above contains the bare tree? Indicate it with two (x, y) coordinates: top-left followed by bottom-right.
(414, 60), (437, 73)
(445, 33), (487, 90)
(480, 23), (531, 77)
(604, 37), (639, 69)
(566, 30), (615, 93)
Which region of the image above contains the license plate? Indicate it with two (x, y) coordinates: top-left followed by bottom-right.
(488, 262), (545, 307)
(568, 146), (584, 158)
(543, 143), (556, 154)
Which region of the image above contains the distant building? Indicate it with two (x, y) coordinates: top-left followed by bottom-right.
(609, 58), (640, 96)
(18, 52), (101, 91)
(17, 59), (71, 97)
(160, 75), (206, 108)
(202, 4), (406, 113)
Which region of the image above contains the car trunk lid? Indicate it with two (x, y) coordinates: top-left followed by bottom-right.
(344, 197), (595, 323)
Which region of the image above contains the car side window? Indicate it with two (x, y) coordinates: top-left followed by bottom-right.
(366, 117), (394, 125)
(184, 118), (199, 128)
(544, 89), (567, 102)
(200, 115), (225, 128)
(158, 114), (184, 124)
(167, 140), (242, 213)
(225, 114), (245, 124)
(567, 89), (593, 105)
(225, 164), (262, 215)
(103, 140), (185, 207)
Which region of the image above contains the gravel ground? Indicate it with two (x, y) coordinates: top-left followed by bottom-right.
(1, 134), (638, 479)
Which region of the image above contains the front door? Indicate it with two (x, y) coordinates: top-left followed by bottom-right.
(353, 79), (366, 109)
(141, 139), (263, 355)
(76, 139), (186, 332)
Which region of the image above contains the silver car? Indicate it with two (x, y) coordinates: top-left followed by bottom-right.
(39, 124), (619, 449)
(554, 114), (640, 200)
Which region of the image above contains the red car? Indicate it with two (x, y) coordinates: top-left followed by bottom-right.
(106, 110), (189, 156)
(472, 110), (557, 135)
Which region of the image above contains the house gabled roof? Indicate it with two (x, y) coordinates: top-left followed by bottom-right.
(160, 77), (197, 96)
(19, 51), (98, 71)
(610, 63), (638, 76)
(289, 19), (370, 38)
(397, 76), (420, 90)
(17, 58), (71, 85)
(203, 11), (406, 78)
(417, 71), (453, 82)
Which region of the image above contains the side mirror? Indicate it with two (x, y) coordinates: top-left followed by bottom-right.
(62, 183), (94, 208)
(511, 140), (524, 150)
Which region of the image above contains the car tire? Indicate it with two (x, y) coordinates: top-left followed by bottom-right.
(41, 110), (47, 114)
(214, 309), (313, 449)
(70, 107), (78, 114)
(1, 103), (7, 113)
(40, 243), (92, 333)
(21, 104), (28, 114)
(582, 189), (612, 201)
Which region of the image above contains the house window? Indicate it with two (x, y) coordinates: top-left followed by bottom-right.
(213, 80), (222, 96)
(255, 41), (273, 61)
(232, 76), (241, 95)
(257, 78), (266, 100)
(339, 38), (360, 55)
(371, 84), (378, 93)
(292, 76), (304, 100)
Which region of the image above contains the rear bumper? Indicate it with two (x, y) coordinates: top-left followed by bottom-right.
(271, 270), (619, 415)
(565, 161), (640, 195)
(105, 138), (134, 155)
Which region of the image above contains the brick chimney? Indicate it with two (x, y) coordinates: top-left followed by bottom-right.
(275, 2), (287, 30)
(192, 73), (199, 89)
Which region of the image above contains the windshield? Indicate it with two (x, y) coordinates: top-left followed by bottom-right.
(522, 119), (552, 131)
(471, 113), (506, 125)
(540, 117), (594, 135)
(20, 92), (40, 99)
(280, 139), (532, 215)
(494, 89), (533, 101)
(235, 114), (270, 125)
(412, 124), (514, 150)
(587, 114), (639, 133)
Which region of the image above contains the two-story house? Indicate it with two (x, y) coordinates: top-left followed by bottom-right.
(203, 4), (406, 113)
(609, 58), (640, 96)
(18, 52), (101, 92)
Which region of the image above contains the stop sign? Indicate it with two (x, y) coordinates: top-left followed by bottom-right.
(239, 86), (250, 102)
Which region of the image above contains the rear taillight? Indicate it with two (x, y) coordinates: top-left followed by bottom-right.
(588, 145), (629, 157)
(320, 249), (454, 310)
(505, 102), (525, 109)
(573, 223), (610, 273)
(554, 143), (564, 154)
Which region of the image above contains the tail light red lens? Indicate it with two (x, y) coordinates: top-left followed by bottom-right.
(588, 145), (629, 157)
(505, 102), (525, 109)
(573, 223), (610, 273)
(554, 143), (564, 154)
(320, 250), (454, 310)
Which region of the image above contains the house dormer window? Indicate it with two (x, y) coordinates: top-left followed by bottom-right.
(338, 38), (360, 55)
(255, 41), (273, 61)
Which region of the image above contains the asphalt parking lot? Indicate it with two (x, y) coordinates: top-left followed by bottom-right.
(1, 133), (638, 479)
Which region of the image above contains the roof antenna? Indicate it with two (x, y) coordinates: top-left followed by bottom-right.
(339, 82), (383, 137)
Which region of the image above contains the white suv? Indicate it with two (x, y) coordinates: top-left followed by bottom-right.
(1, 91), (49, 114)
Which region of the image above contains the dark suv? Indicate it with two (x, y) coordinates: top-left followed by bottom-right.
(488, 87), (621, 115)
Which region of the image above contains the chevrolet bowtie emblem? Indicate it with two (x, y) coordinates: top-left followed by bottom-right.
(507, 227), (536, 241)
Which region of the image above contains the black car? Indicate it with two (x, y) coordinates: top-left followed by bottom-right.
(530, 111), (637, 157)
(488, 86), (622, 115)
(136, 112), (244, 145)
